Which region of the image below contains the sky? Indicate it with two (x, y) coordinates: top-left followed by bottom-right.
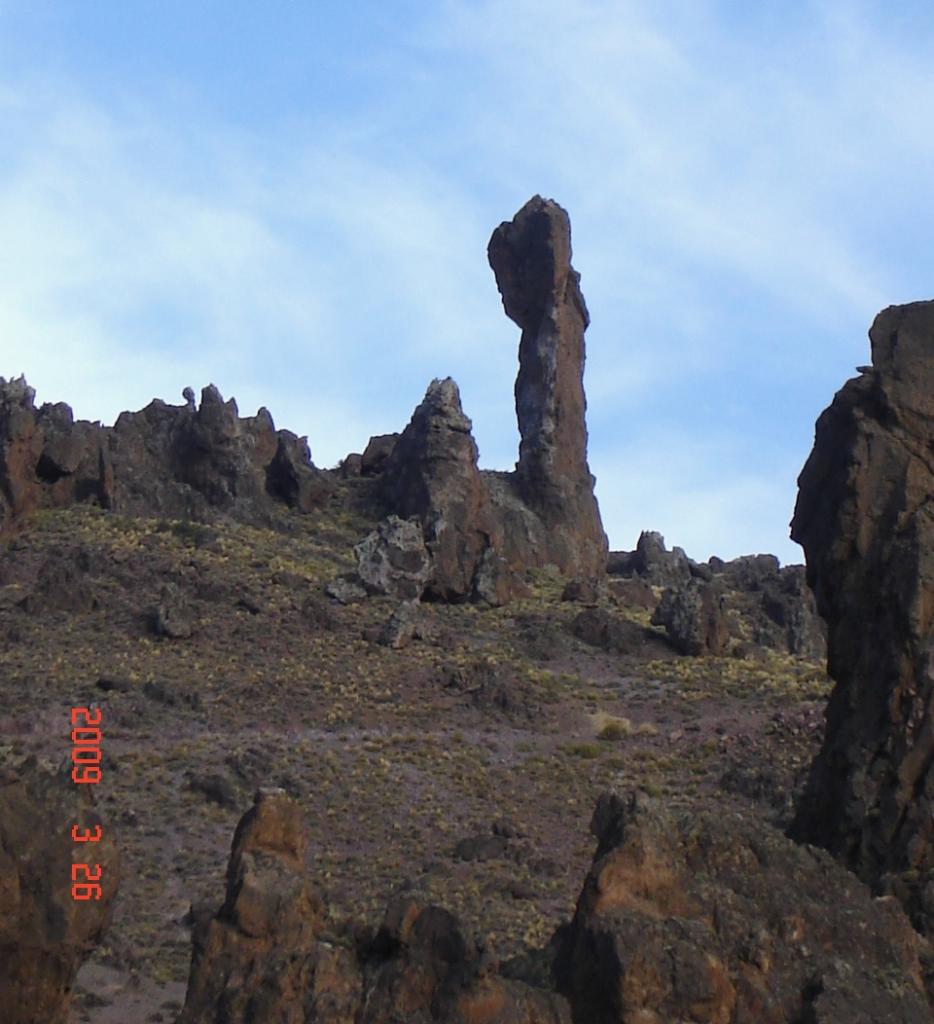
(2, 1), (933, 565)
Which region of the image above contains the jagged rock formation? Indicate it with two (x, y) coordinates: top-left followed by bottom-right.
(608, 533), (825, 660)
(608, 530), (694, 586)
(487, 196), (607, 580)
(790, 300), (934, 931)
(0, 379), (328, 533)
(380, 377), (516, 602)
(0, 756), (120, 1024)
(177, 787), (358, 1023)
(554, 791), (932, 1024)
(179, 788), (571, 1023)
(651, 578), (729, 656)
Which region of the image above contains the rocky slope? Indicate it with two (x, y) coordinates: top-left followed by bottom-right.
(1, 198), (927, 1023)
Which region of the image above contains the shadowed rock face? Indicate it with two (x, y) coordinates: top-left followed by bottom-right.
(0, 757), (120, 1024)
(488, 196), (607, 580)
(380, 377), (515, 602)
(555, 791), (932, 1024)
(0, 379), (329, 533)
(789, 300), (934, 931)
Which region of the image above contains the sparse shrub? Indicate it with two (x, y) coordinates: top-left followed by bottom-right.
(563, 742), (602, 759)
(598, 719), (632, 742)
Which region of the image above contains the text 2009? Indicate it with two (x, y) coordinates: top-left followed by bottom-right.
(70, 706), (104, 901)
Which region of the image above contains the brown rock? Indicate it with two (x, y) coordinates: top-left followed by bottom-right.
(607, 576), (656, 610)
(381, 377), (510, 602)
(0, 376), (44, 531)
(555, 791), (932, 1023)
(177, 788), (355, 1024)
(0, 378), (328, 531)
(179, 791), (570, 1023)
(789, 300), (934, 931)
(0, 756), (120, 1024)
(488, 196), (608, 580)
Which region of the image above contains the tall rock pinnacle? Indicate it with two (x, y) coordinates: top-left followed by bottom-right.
(488, 195), (607, 579)
(789, 300), (934, 933)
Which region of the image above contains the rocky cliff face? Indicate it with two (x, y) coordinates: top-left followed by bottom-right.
(488, 196), (607, 580)
(0, 380), (329, 533)
(555, 791), (932, 1024)
(790, 300), (934, 931)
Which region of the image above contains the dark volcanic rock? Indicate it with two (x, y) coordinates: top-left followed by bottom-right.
(555, 790), (932, 1024)
(381, 377), (511, 602)
(789, 300), (934, 932)
(488, 195), (607, 580)
(571, 608), (643, 654)
(0, 378), (329, 535)
(630, 530), (692, 586)
(0, 757), (120, 1024)
(651, 578), (728, 656)
(361, 433), (399, 476)
(757, 565), (826, 660)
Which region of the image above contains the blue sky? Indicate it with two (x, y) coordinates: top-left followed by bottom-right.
(2, 1), (933, 564)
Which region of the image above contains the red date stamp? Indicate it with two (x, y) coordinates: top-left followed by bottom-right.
(70, 706), (104, 901)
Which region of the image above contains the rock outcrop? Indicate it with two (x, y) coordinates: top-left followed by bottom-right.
(651, 577), (729, 656)
(555, 790), (932, 1024)
(380, 377), (511, 602)
(789, 300), (934, 931)
(487, 196), (608, 580)
(0, 379), (328, 534)
(180, 787), (571, 1023)
(0, 756), (120, 1024)
(177, 787), (356, 1024)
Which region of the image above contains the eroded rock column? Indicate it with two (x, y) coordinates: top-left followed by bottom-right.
(488, 196), (607, 579)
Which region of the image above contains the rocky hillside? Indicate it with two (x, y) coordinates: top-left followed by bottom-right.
(0, 198), (932, 1023)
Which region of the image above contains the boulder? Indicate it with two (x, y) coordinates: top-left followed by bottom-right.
(353, 515), (432, 600)
(488, 196), (608, 580)
(377, 598), (424, 649)
(789, 300), (934, 932)
(651, 578), (728, 656)
(554, 790), (933, 1024)
(152, 582), (195, 639)
(0, 756), (120, 1024)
